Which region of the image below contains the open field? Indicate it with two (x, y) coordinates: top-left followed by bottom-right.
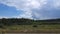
(0, 18), (60, 33)
(1, 33), (60, 34)
(0, 25), (60, 33)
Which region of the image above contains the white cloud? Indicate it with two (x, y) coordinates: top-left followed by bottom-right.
(0, 0), (47, 19)
(0, 0), (60, 20)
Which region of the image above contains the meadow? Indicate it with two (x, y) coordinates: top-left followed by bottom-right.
(0, 25), (60, 33)
(0, 18), (60, 33)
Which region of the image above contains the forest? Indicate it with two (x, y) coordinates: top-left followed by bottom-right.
(0, 18), (60, 26)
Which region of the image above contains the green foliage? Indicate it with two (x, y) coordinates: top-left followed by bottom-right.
(0, 18), (60, 33)
(0, 18), (60, 26)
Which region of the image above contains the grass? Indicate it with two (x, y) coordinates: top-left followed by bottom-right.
(0, 25), (60, 33)
(7, 25), (60, 29)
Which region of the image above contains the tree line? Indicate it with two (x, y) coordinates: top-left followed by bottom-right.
(0, 18), (60, 26)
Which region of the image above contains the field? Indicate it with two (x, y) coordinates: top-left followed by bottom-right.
(0, 25), (60, 33)
(0, 18), (60, 33)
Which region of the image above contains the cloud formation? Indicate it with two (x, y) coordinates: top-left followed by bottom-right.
(0, 0), (60, 20)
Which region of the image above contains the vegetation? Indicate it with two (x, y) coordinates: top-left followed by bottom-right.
(0, 18), (60, 33)
(0, 18), (60, 26)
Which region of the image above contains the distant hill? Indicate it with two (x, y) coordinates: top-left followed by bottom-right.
(0, 18), (60, 26)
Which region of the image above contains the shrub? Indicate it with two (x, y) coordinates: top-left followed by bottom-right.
(33, 25), (37, 27)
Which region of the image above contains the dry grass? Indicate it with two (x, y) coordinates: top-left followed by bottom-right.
(0, 25), (60, 33)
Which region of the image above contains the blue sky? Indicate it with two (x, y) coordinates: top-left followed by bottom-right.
(0, 0), (60, 20)
(0, 3), (21, 17)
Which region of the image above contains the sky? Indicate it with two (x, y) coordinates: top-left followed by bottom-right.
(0, 0), (60, 20)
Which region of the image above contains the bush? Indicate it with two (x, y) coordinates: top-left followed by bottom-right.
(33, 25), (37, 27)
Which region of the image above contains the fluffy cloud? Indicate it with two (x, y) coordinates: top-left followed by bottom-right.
(0, 0), (60, 20)
(0, 0), (47, 18)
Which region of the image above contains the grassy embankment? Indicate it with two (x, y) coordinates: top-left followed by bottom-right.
(0, 25), (60, 33)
